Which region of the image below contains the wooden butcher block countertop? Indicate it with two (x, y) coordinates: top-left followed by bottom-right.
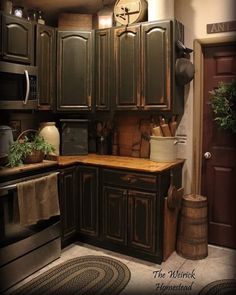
(57, 154), (184, 172)
(0, 160), (58, 177)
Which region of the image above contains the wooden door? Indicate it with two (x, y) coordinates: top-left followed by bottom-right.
(2, 14), (34, 64)
(202, 44), (236, 249)
(36, 24), (55, 109)
(141, 21), (171, 110)
(128, 190), (156, 254)
(59, 167), (77, 244)
(78, 166), (99, 237)
(103, 186), (127, 245)
(112, 25), (141, 110)
(57, 30), (93, 111)
(95, 29), (111, 110)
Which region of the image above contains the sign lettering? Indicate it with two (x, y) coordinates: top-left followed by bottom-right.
(207, 21), (236, 34)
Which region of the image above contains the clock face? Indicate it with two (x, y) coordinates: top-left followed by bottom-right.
(114, 0), (147, 26)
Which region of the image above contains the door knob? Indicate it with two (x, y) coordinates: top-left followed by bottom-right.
(204, 152), (212, 159)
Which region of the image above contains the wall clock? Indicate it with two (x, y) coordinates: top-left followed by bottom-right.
(114, 0), (148, 26)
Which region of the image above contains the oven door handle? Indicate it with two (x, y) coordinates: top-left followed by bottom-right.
(0, 171), (60, 191)
(23, 70), (30, 105)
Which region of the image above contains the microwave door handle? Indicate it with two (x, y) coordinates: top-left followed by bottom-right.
(23, 70), (30, 105)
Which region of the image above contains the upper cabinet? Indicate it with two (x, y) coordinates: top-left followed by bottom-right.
(36, 24), (56, 109)
(112, 25), (141, 110)
(57, 30), (93, 111)
(141, 21), (171, 110)
(95, 29), (111, 111)
(112, 20), (181, 112)
(0, 13), (34, 64)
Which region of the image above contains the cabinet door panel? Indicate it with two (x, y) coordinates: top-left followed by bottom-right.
(141, 21), (171, 110)
(59, 167), (77, 242)
(57, 31), (93, 110)
(95, 29), (111, 110)
(103, 186), (127, 245)
(36, 25), (55, 108)
(113, 25), (140, 109)
(78, 166), (98, 237)
(2, 14), (33, 64)
(128, 190), (156, 254)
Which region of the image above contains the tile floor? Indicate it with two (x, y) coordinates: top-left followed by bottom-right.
(6, 242), (236, 294)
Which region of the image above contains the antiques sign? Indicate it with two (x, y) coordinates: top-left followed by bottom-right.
(207, 20), (236, 34)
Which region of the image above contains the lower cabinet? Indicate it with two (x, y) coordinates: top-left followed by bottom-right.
(103, 186), (156, 255)
(128, 190), (156, 254)
(103, 186), (127, 245)
(59, 164), (181, 262)
(59, 166), (77, 245)
(77, 166), (99, 238)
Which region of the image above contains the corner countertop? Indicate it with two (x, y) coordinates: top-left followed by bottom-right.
(0, 160), (58, 177)
(57, 154), (184, 173)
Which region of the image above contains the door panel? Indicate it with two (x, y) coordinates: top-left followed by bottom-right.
(36, 24), (55, 108)
(57, 31), (93, 110)
(113, 25), (140, 109)
(202, 44), (236, 249)
(59, 167), (77, 242)
(95, 29), (111, 110)
(103, 186), (127, 245)
(78, 166), (98, 237)
(2, 14), (33, 64)
(128, 190), (156, 254)
(141, 21), (171, 110)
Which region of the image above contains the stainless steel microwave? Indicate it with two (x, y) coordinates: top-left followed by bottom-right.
(0, 61), (38, 110)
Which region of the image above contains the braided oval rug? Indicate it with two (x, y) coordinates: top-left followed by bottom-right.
(199, 279), (236, 295)
(11, 256), (131, 295)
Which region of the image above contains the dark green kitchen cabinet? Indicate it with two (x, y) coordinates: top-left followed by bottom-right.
(103, 185), (156, 254)
(59, 166), (77, 245)
(95, 29), (111, 110)
(57, 30), (93, 111)
(141, 21), (172, 110)
(77, 166), (99, 238)
(36, 24), (56, 109)
(102, 169), (160, 258)
(1, 13), (34, 64)
(128, 190), (156, 254)
(111, 20), (181, 112)
(112, 25), (141, 110)
(103, 186), (127, 245)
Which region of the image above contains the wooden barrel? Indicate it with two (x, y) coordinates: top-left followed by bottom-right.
(177, 194), (208, 260)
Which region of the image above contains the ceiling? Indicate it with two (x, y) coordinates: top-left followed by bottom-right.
(13, 0), (116, 25)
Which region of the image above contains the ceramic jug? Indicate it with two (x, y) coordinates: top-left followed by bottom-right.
(39, 122), (60, 155)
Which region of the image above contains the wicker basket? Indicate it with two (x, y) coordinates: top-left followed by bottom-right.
(17, 129), (45, 164)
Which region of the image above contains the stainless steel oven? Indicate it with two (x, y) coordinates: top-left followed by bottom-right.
(0, 171), (61, 292)
(0, 61), (38, 110)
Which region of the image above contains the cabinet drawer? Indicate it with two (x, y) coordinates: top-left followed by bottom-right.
(102, 169), (157, 191)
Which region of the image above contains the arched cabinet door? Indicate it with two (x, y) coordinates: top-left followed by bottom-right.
(36, 24), (56, 109)
(57, 30), (93, 111)
(112, 24), (141, 110)
(2, 13), (34, 64)
(141, 21), (172, 110)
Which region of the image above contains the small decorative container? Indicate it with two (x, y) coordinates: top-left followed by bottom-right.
(13, 6), (24, 18)
(37, 10), (45, 24)
(27, 9), (38, 21)
(39, 122), (60, 156)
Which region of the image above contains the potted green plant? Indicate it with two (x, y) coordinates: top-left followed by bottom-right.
(7, 130), (55, 167)
(210, 80), (236, 133)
